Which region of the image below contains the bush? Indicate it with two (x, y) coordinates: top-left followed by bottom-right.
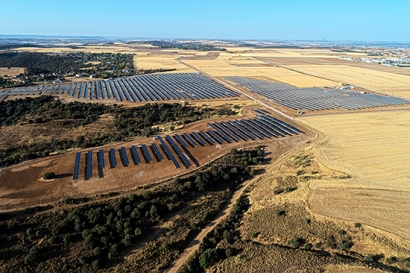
(275, 210), (285, 216)
(92, 259), (100, 270)
(225, 248), (234, 258)
(304, 243), (313, 250)
(199, 248), (216, 269)
(363, 254), (373, 262)
(288, 238), (300, 249)
(43, 172), (56, 179)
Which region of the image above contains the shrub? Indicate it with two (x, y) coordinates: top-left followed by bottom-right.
(304, 243), (313, 250)
(275, 210), (285, 216)
(199, 248), (216, 269)
(225, 248), (234, 258)
(93, 247), (101, 256)
(92, 259), (100, 270)
(288, 238), (300, 249)
(43, 172), (56, 179)
(354, 222), (362, 228)
(223, 230), (232, 241)
(363, 254), (373, 262)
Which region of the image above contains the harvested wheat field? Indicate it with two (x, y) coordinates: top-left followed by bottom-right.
(0, 67), (26, 77)
(134, 54), (195, 72)
(299, 111), (410, 241)
(184, 53), (338, 87)
(288, 64), (410, 98)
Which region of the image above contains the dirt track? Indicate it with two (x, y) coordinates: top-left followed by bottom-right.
(166, 124), (318, 273)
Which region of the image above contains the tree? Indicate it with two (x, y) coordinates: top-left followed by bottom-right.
(223, 230), (232, 241)
(134, 227), (142, 236)
(93, 247), (102, 256)
(92, 259), (100, 270)
(199, 248), (216, 269)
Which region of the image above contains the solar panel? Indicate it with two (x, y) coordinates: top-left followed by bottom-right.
(183, 132), (197, 147)
(199, 131), (215, 144)
(120, 147), (130, 166)
(228, 120), (257, 140)
(151, 143), (163, 161)
(98, 150), (105, 168)
(86, 150), (93, 179)
(221, 121), (249, 141)
(206, 123), (232, 143)
(174, 134), (188, 148)
(245, 119), (273, 138)
(252, 118), (281, 137)
(157, 136), (181, 168)
(237, 120), (265, 139)
(165, 135), (191, 167)
(130, 145), (141, 164)
(191, 132), (206, 146)
(213, 122), (241, 141)
(73, 152), (81, 180)
(109, 148), (118, 167)
(141, 144), (152, 162)
(207, 130), (224, 143)
(259, 116), (292, 135)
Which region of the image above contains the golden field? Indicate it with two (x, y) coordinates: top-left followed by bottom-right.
(134, 54), (195, 72)
(288, 64), (410, 98)
(299, 111), (410, 240)
(184, 52), (339, 87)
(0, 67), (26, 77)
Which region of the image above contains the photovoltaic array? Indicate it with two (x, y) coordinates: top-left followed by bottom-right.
(226, 76), (409, 111)
(72, 112), (302, 180)
(0, 73), (238, 102)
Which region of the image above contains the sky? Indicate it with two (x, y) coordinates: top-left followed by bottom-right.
(1, 0), (409, 41)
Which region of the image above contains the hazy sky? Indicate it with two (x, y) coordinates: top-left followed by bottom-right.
(1, 0), (409, 41)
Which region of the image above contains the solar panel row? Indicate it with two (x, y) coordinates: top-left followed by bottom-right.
(191, 131), (207, 146)
(120, 147), (130, 166)
(157, 136), (181, 168)
(73, 152), (81, 180)
(151, 143), (163, 161)
(207, 130), (224, 144)
(4, 73), (238, 102)
(165, 135), (191, 167)
(86, 150), (93, 179)
(199, 131), (215, 145)
(98, 150), (105, 168)
(227, 76), (410, 111)
(207, 123), (233, 143)
(110, 148), (118, 168)
(141, 144), (152, 162)
(131, 145), (141, 164)
(174, 134), (188, 148)
(183, 133), (197, 147)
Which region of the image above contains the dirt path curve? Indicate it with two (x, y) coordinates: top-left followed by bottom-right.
(166, 171), (260, 273)
(166, 134), (321, 273)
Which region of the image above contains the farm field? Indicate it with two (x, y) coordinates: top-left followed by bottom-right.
(288, 64), (410, 98)
(134, 53), (194, 72)
(298, 111), (410, 241)
(0, 67), (26, 77)
(205, 147), (410, 272)
(183, 53), (339, 87)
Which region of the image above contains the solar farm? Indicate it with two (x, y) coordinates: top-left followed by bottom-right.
(0, 73), (238, 102)
(226, 76), (410, 111)
(71, 112), (303, 180)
